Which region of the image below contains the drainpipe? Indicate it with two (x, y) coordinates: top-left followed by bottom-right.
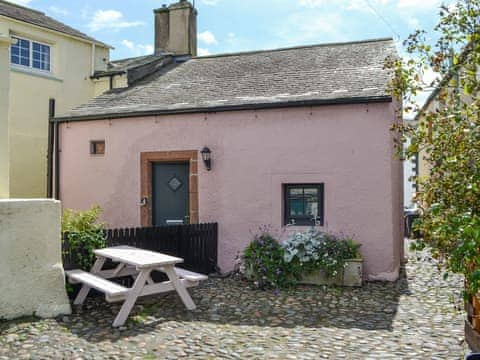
(54, 119), (60, 200)
(91, 43), (95, 76)
(47, 99), (55, 198)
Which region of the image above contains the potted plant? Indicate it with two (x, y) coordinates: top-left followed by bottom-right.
(282, 229), (363, 287)
(241, 227), (299, 289)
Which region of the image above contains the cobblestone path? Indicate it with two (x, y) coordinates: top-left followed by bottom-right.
(0, 250), (467, 359)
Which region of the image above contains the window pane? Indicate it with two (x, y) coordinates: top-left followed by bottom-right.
(306, 202), (318, 216)
(43, 58), (50, 71)
(32, 42), (50, 71)
(12, 38), (42, 68)
(289, 188), (303, 196)
(304, 188), (318, 196)
(289, 199), (304, 216)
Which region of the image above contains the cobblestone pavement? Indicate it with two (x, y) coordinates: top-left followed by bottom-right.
(0, 250), (468, 359)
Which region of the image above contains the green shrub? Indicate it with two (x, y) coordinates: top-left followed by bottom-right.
(241, 229), (299, 289)
(62, 206), (106, 270)
(283, 229), (361, 278)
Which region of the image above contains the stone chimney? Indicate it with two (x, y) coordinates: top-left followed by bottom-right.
(154, 0), (197, 57)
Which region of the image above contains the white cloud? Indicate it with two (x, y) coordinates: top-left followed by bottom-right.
(198, 48), (211, 56)
(198, 30), (218, 45)
(397, 0), (440, 9)
(140, 44), (154, 54)
(121, 40), (135, 49)
(48, 6), (69, 16)
(407, 17), (420, 29)
(6, 0), (32, 5)
(121, 40), (154, 56)
(88, 10), (144, 32)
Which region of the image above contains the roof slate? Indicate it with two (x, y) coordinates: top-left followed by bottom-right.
(59, 38), (397, 120)
(0, 0), (109, 47)
(108, 54), (167, 72)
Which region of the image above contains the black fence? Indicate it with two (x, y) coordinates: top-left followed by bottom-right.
(63, 223), (218, 275)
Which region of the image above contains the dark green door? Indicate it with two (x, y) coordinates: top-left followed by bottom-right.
(152, 163), (189, 226)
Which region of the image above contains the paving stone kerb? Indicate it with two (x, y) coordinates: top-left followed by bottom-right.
(0, 199), (71, 319)
(0, 249), (468, 359)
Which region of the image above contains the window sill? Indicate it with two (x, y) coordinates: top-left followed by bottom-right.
(10, 65), (63, 82)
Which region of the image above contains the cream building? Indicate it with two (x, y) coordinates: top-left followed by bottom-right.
(0, 0), (111, 198)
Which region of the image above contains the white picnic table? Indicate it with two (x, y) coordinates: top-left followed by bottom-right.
(66, 246), (207, 327)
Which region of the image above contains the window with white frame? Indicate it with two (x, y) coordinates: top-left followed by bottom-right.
(11, 36), (51, 72)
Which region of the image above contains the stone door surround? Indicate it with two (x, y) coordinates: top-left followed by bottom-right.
(140, 150), (198, 226)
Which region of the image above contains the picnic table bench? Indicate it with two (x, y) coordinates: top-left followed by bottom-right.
(66, 246), (207, 327)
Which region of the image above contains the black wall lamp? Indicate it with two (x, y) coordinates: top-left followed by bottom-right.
(201, 147), (212, 171)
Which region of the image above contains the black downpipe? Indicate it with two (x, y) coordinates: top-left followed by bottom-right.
(47, 99), (55, 198)
(54, 120), (60, 200)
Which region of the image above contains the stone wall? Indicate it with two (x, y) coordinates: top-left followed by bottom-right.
(0, 199), (71, 319)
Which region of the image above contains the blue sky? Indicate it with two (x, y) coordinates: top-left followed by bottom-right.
(10, 0), (446, 60)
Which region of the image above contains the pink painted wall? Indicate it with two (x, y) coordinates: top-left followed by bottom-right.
(59, 103), (403, 280)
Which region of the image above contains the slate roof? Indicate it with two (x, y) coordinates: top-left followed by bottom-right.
(0, 0), (110, 48)
(92, 55), (165, 78)
(108, 54), (167, 72)
(58, 38), (397, 121)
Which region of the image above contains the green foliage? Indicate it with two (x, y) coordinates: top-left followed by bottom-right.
(283, 229), (361, 277)
(386, 0), (480, 296)
(242, 228), (300, 289)
(241, 227), (361, 289)
(62, 206), (106, 271)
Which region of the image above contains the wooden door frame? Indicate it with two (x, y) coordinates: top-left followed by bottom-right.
(141, 150), (199, 226)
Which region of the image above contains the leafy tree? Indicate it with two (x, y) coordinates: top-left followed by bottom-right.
(388, 0), (480, 296)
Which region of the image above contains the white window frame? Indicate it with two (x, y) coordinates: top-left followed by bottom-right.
(11, 36), (52, 73)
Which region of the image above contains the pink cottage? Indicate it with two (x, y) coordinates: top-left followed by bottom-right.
(53, 2), (403, 281)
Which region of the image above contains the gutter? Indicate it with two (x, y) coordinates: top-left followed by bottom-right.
(90, 70), (127, 79)
(91, 71), (126, 90)
(53, 95), (393, 123)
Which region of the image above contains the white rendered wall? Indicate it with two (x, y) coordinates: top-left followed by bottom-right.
(0, 199), (71, 319)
